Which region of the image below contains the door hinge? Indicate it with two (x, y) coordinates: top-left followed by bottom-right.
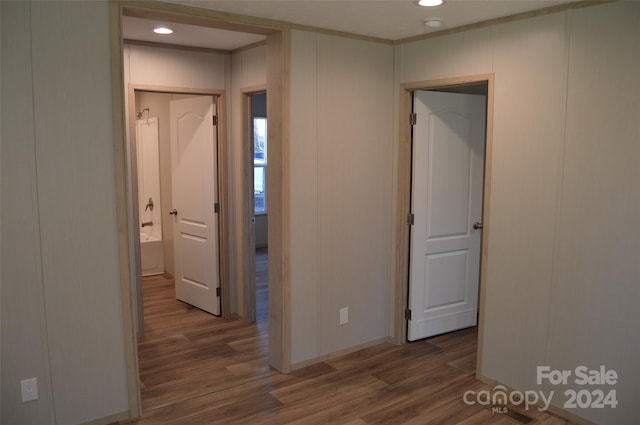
(407, 213), (414, 226)
(216, 287), (221, 297)
(212, 115), (218, 126)
(214, 202), (220, 213)
(405, 309), (412, 320)
(410, 113), (417, 126)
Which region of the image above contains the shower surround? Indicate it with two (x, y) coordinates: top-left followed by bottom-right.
(136, 117), (164, 276)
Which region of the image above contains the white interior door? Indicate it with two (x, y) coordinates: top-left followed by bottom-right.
(408, 90), (486, 341)
(170, 96), (220, 316)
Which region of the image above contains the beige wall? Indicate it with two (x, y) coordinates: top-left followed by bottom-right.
(398, 3), (640, 424)
(289, 30), (394, 365)
(1, 2), (129, 424)
(546, 5), (640, 424)
(124, 44), (227, 89)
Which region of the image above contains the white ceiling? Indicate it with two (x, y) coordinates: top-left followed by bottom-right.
(123, 16), (266, 51)
(124, 0), (576, 50)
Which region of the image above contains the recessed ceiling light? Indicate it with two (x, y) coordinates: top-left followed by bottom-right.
(418, 0), (443, 6)
(153, 27), (173, 35)
(424, 18), (443, 28)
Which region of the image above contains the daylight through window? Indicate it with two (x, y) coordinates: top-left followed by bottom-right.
(254, 117), (267, 214)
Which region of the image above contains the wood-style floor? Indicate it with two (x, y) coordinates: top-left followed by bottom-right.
(118, 252), (577, 425)
(255, 247), (268, 321)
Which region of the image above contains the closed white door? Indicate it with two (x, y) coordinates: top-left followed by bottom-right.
(408, 90), (486, 341)
(170, 96), (220, 316)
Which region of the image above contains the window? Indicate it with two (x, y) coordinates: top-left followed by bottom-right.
(253, 117), (267, 214)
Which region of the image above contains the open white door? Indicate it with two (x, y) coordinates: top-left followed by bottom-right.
(408, 90), (486, 341)
(170, 96), (220, 316)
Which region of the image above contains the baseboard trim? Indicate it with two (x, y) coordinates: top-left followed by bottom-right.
(80, 410), (131, 425)
(290, 337), (389, 371)
(476, 374), (599, 425)
(385, 335), (398, 345)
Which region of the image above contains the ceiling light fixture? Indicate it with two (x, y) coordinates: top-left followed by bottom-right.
(424, 18), (443, 28)
(418, 0), (443, 6)
(153, 27), (173, 35)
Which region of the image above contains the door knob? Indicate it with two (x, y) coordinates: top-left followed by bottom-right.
(169, 209), (178, 216)
(473, 222), (483, 230)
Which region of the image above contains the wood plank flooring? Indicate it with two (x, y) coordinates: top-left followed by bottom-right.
(256, 247), (268, 321)
(118, 259), (577, 425)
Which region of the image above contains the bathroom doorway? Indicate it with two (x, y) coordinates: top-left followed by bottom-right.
(129, 86), (228, 333)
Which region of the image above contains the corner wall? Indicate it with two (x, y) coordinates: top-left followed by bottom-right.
(397, 3), (640, 424)
(546, 5), (640, 424)
(1, 2), (129, 423)
(289, 30), (394, 365)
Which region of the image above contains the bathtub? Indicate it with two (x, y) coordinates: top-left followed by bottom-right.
(140, 233), (165, 276)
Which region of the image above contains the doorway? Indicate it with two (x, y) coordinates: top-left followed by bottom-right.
(394, 75), (494, 374)
(246, 91), (269, 321)
(129, 88), (226, 331)
(407, 87), (486, 341)
(111, 4), (291, 413)
(243, 91), (269, 323)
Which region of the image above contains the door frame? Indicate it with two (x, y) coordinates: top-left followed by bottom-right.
(241, 85), (267, 323)
(109, 0), (291, 417)
(128, 85), (228, 329)
(394, 74), (494, 379)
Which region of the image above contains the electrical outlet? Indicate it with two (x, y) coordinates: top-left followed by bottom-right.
(21, 378), (38, 402)
(339, 307), (349, 325)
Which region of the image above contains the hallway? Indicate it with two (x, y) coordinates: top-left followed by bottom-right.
(118, 263), (575, 424)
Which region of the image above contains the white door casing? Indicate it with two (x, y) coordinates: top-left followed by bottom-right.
(408, 90), (486, 341)
(170, 96), (220, 316)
